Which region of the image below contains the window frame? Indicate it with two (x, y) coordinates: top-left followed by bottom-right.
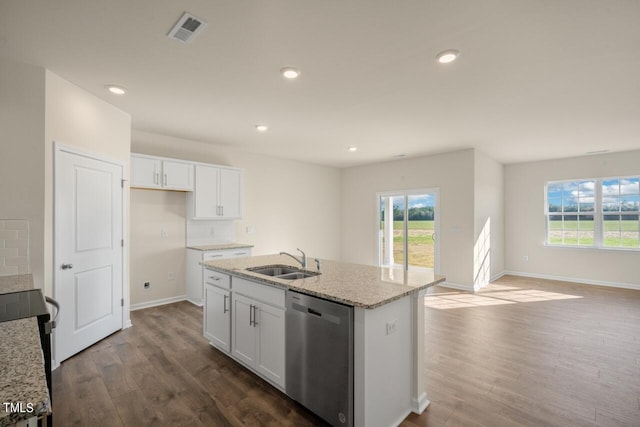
(545, 175), (640, 251)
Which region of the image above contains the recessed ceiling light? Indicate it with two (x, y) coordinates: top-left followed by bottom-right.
(255, 124), (268, 132)
(106, 84), (127, 95)
(348, 147), (358, 152)
(436, 49), (460, 64)
(280, 67), (301, 79)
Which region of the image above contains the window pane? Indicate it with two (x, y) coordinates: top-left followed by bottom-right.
(563, 230), (578, 245)
(407, 194), (435, 269)
(620, 214), (639, 248)
(579, 202), (594, 212)
(620, 178), (639, 195)
(621, 195), (639, 212)
(604, 214), (621, 247)
(578, 181), (595, 199)
(548, 197), (562, 212)
(393, 198), (405, 266)
(578, 216), (594, 245)
(602, 179), (620, 197)
(603, 196), (620, 212)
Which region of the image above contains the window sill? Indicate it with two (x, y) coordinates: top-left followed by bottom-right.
(543, 243), (640, 252)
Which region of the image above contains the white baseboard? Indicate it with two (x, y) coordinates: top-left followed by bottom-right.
(130, 295), (187, 311)
(411, 392), (430, 414)
(439, 281), (474, 291)
(440, 272), (506, 293)
(186, 298), (203, 307)
(502, 270), (640, 291)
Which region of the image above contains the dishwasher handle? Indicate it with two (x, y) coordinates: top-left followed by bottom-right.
(291, 302), (342, 325)
(44, 296), (60, 333)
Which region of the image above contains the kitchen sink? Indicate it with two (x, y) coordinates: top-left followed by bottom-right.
(247, 265), (320, 280)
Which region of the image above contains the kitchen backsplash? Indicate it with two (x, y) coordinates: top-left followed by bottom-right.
(186, 218), (236, 246)
(0, 219), (30, 276)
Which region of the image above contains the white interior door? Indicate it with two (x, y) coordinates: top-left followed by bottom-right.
(54, 145), (123, 362)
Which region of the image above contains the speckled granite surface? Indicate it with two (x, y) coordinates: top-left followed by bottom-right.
(0, 274), (51, 426)
(202, 254), (445, 309)
(187, 243), (254, 251)
(0, 274), (34, 294)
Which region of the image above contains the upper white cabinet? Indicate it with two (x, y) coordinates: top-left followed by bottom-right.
(131, 154), (194, 191)
(192, 164), (242, 219)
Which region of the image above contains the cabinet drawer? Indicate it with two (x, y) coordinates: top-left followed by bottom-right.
(205, 269), (231, 289)
(203, 252), (226, 261)
(232, 277), (285, 308)
(230, 249), (251, 258)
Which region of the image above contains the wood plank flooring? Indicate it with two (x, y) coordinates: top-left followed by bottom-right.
(52, 275), (640, 426)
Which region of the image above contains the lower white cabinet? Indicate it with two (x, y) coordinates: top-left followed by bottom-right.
(231, 293), (286, 389)
(204, 283), (231, 353)
(186, 247), (251, 305)
(203, 273), (286, 390)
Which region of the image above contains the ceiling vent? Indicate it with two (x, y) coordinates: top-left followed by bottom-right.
(167, 12), (207, 44)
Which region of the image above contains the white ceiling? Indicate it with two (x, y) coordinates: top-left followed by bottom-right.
(1, 1), (639, 168)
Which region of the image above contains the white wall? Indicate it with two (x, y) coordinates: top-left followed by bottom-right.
(130, 130), (342, 304)
(505, 150), (640, 288)
(44, 71), (132, 305)
(474, 150), (504, 287)
(341, 149), (476, 287)
(0, 61), (46, 286)
(130, 189), (187, 305)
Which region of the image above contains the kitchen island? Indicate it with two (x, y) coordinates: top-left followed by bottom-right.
(0, 275), (51, 427)
(202, 254), (445, 427)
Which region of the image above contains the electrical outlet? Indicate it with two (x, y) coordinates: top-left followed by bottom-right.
(161, 228), (168, 238)
(168, 272), (175, 280)
(246, 226), (255, 234)
(386, 319), (397, 335)
(523, 255), (529, 262)
(144, 282), (150, 289)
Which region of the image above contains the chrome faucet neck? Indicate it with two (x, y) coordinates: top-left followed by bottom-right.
(279, 248), (307, 268)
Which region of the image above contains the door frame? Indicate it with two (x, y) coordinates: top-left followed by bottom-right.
(52, 142), (128, 367)
(375, 188), (440, 273)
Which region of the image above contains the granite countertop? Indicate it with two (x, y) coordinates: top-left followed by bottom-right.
(0, 274), (51, 426)
(202, 254), (445, 309)
(187, 243), (254, 251)
(0, 274), (35, 294)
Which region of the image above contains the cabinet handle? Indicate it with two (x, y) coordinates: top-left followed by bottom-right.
(208, 276), (221, 281)
(223, 294), (228, 313)
(221, 205), (224, 216)
(164, 173), (168, 186)
(252, 305), (258, 327)
(249, 304), (254, 326)
(154, 172), (159, 185)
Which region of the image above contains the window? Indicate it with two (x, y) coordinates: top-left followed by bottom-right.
(546, 177), (640, 249)
(378, 190), (439, 271)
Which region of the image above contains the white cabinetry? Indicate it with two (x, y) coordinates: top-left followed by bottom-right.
(131, 154), (194, 191)
(204, 270), (231, 353)
(186, 247), (251, 305)
(231, 277), (286, 389)
(191, 165), (242, 219)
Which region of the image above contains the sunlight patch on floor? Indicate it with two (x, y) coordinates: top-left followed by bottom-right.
(425, 287), (582, 309)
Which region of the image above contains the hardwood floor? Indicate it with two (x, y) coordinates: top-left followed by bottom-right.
(52, 275), (640, 426)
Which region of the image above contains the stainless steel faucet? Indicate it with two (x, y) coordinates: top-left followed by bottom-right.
(280, 248), (306, 268)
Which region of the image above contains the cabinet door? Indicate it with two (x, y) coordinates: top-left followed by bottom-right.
(219, 168), (242, 218)
(231, 294), (256, 366)
(162, 161), (194, 191)
(193, 165), (220, 218)
(204, 285), (231, 352)
(131, 155), (161, 188)
(255, 303), (286, 388)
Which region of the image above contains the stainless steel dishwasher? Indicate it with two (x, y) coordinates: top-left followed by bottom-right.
(286, 290), (354, 427)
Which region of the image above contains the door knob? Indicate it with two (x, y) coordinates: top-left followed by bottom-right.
(61, 263), (73, 270)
